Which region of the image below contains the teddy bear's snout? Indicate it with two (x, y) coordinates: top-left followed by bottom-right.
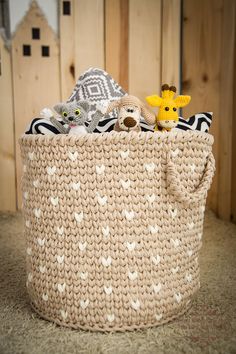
(124, 117), (137, 128)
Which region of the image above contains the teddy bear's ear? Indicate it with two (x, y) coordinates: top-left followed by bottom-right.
(53, 103), (65, 114)
(79, 101), (90, 112)
(106, 100), (120, 114)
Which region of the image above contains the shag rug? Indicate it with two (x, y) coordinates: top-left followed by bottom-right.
(0, 211), (235, 354)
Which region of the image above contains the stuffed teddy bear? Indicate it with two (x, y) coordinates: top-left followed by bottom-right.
(146, 84), (191, 132)
(106, 95), (155, 132)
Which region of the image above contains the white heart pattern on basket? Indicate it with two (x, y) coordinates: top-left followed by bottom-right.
(155, 313), (163, 321)
(146, 194), (156, 203)
(123, 210), (135, 221)
(68, 151), (78, 161)
(78, 242), (87, 252)
(80, 299), (89, 309)
(26, 247), (32, 256)
(56, 255), (64, 264)
(171, 266), (179, 274)
(188, 222), (194, 230)
(144, 162), (156, 173)
(96, 164), (105, 175)
(120, 179), (131, 189)
(37, 238), (45, 247)
(187, 249), (193, 257)
(104, 286), (113, 295)
(107, 314), (115, 323)
(151, 255), (161, 265)
(28, 151), (34, 160)
(169, 207), (178, 218)
(57, 226), (64, 236)
(101, 256), (112, 267)
(39, 265), (46, 274)
(71, 182), (80, 191)
(80, 272), (88, 280)
(33, 179), (39, 188)
(171, 238), (180, 248)
(131, 299), (140, 311)
(74, 211), (83, 223)
(119, 150), (129, 159)
(102, 226), (110, 237)
(34, 208), (41, 218)
(28, 273), (33, 282)
(174, 293), (182, 303)
(50, 196), (59, 206)
(125, 241), (136, 251)
(128, 271), (138, 280)
(152, 283), (162, 293)
(171, 148), (179, 158)
(47, 166), (56, 175)
(57, 283), (66, 293)
(60, 309), (68, 320)
(42, 293), (48, 302)
(23, 191), (28, 200)
(186, 273), (192, 283)
(148, 225), (159, 234)
(97, 193), (107, 206)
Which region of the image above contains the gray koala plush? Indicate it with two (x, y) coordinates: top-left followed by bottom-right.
(50, 100), (103, 135)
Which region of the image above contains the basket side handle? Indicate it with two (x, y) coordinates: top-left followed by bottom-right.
(166, 151), (215, 205)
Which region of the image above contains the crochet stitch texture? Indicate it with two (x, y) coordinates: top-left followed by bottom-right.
(19, 130), (215, 331)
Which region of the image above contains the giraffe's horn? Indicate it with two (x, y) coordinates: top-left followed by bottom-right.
(162, 84), (170, 91)
(169, 86), (177, 93)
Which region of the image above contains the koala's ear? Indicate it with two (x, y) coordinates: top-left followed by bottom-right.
(53, 103), (64, 114)
(78, 101), (90, 112)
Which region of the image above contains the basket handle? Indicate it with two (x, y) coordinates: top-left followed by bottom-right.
(166, 151), (215, 205)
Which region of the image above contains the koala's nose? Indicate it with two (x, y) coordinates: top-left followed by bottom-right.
(124, 117), (137, 127)
(68, 116), (74, 121)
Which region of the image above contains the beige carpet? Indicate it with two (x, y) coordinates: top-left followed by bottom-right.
(0, 210), (235, 354)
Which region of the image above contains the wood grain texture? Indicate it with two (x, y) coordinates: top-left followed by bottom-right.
(217, 0), (235, 220)
(59, 0), (76, 100)
(162, 0), (181, 91)
(0, 33), (16, 211)
(11, 1), (60, 208)
(74, 0), (104, 78)
(129, 0), (161, 100)
(105, 0), (129, 91)
(182, 0), (223, 213)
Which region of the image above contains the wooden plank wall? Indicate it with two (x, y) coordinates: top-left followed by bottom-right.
(0, 32), (16, 211)
(182, 0), (236, 220)
(12, 1), (61, 207)
(1, 0), (236, 222)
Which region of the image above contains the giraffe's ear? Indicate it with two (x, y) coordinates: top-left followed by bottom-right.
(174, 95), (191, 108)
(146, 95), (162, 107)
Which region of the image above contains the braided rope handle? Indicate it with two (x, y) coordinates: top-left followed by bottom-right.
(166, 151), (215, 205)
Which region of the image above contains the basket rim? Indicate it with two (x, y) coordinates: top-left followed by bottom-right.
(19, 130), (214, 147)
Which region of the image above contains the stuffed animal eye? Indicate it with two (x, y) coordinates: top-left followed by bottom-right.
(62, 112), (68, 117)
(173, 107), (177, 111)
(75, 109), (80, 116)
(165, 107), (169, 111)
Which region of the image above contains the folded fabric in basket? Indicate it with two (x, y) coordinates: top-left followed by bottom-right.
(25, 67), (213, 134)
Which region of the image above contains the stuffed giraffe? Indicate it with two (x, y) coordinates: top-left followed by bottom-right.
(146, 84), (191, 132)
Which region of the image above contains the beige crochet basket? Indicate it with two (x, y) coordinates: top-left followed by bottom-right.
(19, 130), (215, 331)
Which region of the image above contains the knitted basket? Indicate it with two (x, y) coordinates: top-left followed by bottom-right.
(19, 130), (215, 331)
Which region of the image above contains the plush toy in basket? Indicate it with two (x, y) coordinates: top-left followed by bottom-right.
(20, 69), (215, 332)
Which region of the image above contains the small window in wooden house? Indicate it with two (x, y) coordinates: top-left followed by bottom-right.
(42, 46), (50, 57)
(23, 45), (31, 56)
(32, 27), (40, 40)
(63, 1), (71, 15)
